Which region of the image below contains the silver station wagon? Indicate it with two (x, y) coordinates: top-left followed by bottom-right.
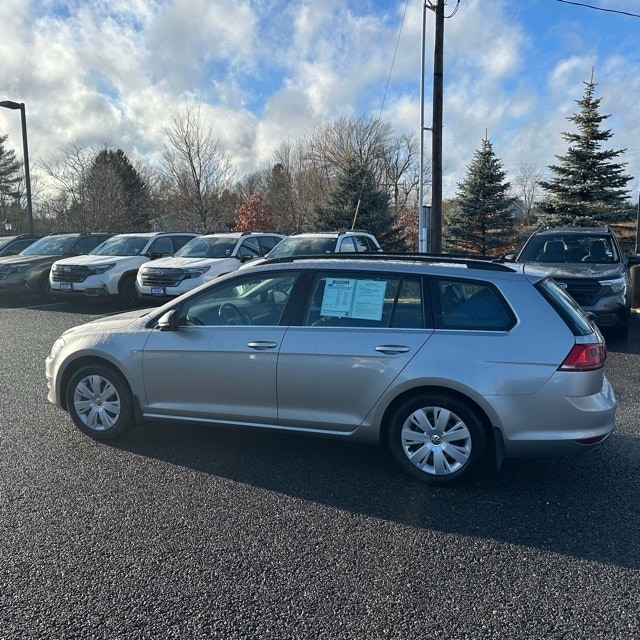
(46, 254), (615, 484)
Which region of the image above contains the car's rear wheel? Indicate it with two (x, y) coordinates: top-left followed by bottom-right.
(66, 364), (135, 440)
(387, 392), (488, 484)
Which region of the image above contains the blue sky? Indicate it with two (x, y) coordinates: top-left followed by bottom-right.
(1, 0), (639, 200)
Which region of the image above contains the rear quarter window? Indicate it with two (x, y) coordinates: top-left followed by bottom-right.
(535, 278), (594, 336)
(431, 277), (516, 331)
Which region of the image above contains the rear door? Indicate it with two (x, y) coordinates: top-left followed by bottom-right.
(277, 271), (433, 432)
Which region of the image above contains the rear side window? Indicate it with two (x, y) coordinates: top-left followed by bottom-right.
(535, 278), (593, 336)
(432, 277), (515, 331)
(303, 272), (425, 329)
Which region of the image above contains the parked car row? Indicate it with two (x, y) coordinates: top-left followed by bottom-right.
(0, 229), (384, 307)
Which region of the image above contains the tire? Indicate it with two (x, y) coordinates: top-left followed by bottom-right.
(39, 272), (54, 301)
(387, 392), (488, 485)
(118, 275), (140, 308)
(66, 364), (135, 441)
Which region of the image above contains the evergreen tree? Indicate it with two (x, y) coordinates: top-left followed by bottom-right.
(86, 149), (152, 231)
(447, 136), (517, 255)
(0, 133), (22, 201)
(313, 158), (400, 249)
(538, 76), (632, 226)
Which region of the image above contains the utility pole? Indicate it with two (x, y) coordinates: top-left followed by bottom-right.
(431, 0), (444, 253)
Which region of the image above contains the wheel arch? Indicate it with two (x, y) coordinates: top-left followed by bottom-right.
(118, 270), (140, 289)
(379, 385), (499, 465)
(59, 355), (142, 424)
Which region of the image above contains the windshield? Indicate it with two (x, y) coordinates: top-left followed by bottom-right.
(21, 235), (76, 256)
(175, 236), (237, 258)
(518, 233), (619, 264)
(267, 236), (337, 259)
(91, 235), (149, 256)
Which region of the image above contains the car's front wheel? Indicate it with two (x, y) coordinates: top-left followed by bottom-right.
(387, 392), (488, 484)
(66, 364), (135, 440)
(118, 275), (140, 307)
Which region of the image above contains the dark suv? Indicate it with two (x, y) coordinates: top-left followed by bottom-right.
(510, 226), (640, 336)
(0, 232), (114, 299)
(0, 234), (43, 257)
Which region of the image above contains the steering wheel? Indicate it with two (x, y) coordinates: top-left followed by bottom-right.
(218, 302), (252, 325)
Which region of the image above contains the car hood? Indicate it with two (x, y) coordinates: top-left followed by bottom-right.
(54, 255), (141, 267)
(0, 254), (57, 267)
(62, 308), (154, 337)
(522, 263), (624, 280)
(141, 256), (235, 269)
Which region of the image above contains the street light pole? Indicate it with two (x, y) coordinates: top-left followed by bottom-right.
(0, 100), (34, 234)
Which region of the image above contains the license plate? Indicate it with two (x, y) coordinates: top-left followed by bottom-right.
(151, 286), (165, 296)
(60, 283), (72, 291)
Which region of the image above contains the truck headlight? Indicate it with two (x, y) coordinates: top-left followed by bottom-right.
(599, 277), (625, 293)
(185, 267), (210, 278)
(90, 263), (116, 275)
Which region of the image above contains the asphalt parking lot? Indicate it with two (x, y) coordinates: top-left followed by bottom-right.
(1, 298), (639, 640)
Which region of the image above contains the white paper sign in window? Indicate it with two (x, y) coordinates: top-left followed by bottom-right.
(320, 278), (386, 320)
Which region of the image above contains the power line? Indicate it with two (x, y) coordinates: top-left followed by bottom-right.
(557, 0), (640, 18)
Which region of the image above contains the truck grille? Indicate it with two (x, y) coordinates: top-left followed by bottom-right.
(555, 278), (605, 307)
(139, 268), (187, 288)
(51, 265), (91, 283)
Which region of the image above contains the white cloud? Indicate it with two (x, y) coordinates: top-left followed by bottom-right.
(0, 0), (638, 206)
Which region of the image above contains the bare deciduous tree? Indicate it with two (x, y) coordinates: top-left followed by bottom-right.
(513, 163), (544, 225)
(162, 100), (238, 232)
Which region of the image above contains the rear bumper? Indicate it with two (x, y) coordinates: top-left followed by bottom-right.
(491, 376), (617, 459)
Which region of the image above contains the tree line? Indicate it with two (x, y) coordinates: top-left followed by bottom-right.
(0, 77), (636, 254)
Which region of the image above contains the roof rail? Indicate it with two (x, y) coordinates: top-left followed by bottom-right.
(260, 252), (515, 271)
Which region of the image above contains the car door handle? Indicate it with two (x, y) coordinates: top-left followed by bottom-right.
(375, 345), (411, 355)
(248, 341), (278, 350)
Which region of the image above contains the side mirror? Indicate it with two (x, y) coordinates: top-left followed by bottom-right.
(157, 309), (180, 331)
(147, 252), (169, 260)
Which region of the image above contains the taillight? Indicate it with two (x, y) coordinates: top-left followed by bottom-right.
(559, 343), (606, 371)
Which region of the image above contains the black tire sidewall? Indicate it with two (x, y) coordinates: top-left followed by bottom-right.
(66, 364), (134, 441)
(119, 275), (139, 307)
(387, 392), (488, 484)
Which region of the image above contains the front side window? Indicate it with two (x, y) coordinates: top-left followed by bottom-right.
(237, 238), (261, 258)
(177, 272), (298, 327)
(303, 272), (424, 329)
(433, 277), (515, 331)
(338, 238), (357, 252)
(353, 236), (377, 252)
(259, 236), (281, 255)
(171, 235), (195, 252)
(148, 237), (174, 256)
